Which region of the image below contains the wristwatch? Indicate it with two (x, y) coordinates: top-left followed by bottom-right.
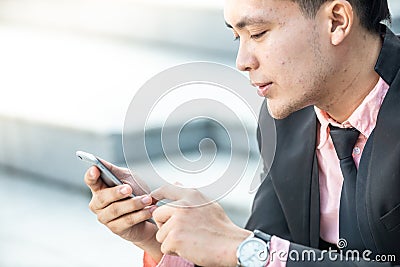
(236, 230), (271, 267)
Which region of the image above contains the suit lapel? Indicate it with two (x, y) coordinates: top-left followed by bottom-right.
(270, 106), (319, 245)
(357, 73), (400, 253)
(357, 28), (400, 252)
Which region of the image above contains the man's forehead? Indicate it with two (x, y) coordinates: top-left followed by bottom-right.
(224, 0), (293, 28)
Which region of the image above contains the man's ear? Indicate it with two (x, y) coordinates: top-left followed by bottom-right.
(324, 0), (354, 46)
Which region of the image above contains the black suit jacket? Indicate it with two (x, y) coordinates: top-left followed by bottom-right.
(246, 27), (400, 266)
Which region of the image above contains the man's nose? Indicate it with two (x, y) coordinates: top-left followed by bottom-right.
(236, 41), (259, 72)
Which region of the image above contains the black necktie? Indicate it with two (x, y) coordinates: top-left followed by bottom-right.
(329, 125), (364, 249)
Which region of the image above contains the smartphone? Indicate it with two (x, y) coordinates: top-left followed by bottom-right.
(76, 151), (136, 198)
(76, 150), (157, 225)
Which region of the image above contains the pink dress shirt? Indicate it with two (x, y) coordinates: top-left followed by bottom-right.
(315, 77), (389, 245)
(144, 77), (389, 267)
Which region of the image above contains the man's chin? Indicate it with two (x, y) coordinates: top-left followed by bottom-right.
(266, 100), (299, 120)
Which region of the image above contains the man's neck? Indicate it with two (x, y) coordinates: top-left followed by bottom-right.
(318, 32), (383, 123)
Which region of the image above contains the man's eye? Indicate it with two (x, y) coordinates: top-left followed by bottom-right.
(251, 31), (267, 40)
(234, 36), (240, 42)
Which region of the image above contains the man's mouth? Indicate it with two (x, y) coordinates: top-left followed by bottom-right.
(254, 82), (273, 97)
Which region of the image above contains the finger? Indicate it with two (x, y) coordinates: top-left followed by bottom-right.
(89, 184), (133, 211)
(107, 206), (156, 232)
(84, 166), (106, 193)
(155, 212), (174, 243)
(98, 158), (150, 195)
(160, 227), (181, 256)
(160, 242), (180, 257)
(98, 195), (154, 224)
(160, 239), (173, 255)
(151, 184), (191, 202)
(98, 158), (129, 180)
(152, 204), (176, 229)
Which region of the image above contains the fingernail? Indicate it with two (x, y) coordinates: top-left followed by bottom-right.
(89, 167), (96, 177)
(120, 186), (129, 195)
(141, 195), (152, 204)
(149, 206), (157, 214)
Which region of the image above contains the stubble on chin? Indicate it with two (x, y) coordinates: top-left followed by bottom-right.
(266, 99), (300, 120)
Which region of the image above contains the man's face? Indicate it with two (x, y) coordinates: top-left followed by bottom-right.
(224, 0), (333, 119)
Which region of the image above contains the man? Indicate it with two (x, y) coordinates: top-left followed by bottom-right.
(84, 0), (400, 266)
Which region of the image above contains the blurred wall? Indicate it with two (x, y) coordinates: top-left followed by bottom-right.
(0, 0), (256, 188)
(0, 0), (236, 55)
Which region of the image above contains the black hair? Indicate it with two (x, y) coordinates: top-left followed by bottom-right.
(292, 0), (391, 33)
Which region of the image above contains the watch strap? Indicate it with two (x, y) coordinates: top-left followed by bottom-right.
(254, 230), (271, 243)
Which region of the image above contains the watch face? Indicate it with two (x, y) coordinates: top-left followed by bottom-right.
(238, 238), (268, 267)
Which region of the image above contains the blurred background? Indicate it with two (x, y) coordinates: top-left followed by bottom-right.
(0, 1), (399, 266)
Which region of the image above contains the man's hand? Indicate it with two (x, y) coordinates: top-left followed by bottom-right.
(151, 185), (251, 267)
(83, 160), (162, 262)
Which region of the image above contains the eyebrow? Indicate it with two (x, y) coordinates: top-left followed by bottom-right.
(225, 17), (270, 29)
(225, 21), (233, 29)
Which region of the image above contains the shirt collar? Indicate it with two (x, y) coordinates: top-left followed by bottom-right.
(314, 77), (390, 149)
